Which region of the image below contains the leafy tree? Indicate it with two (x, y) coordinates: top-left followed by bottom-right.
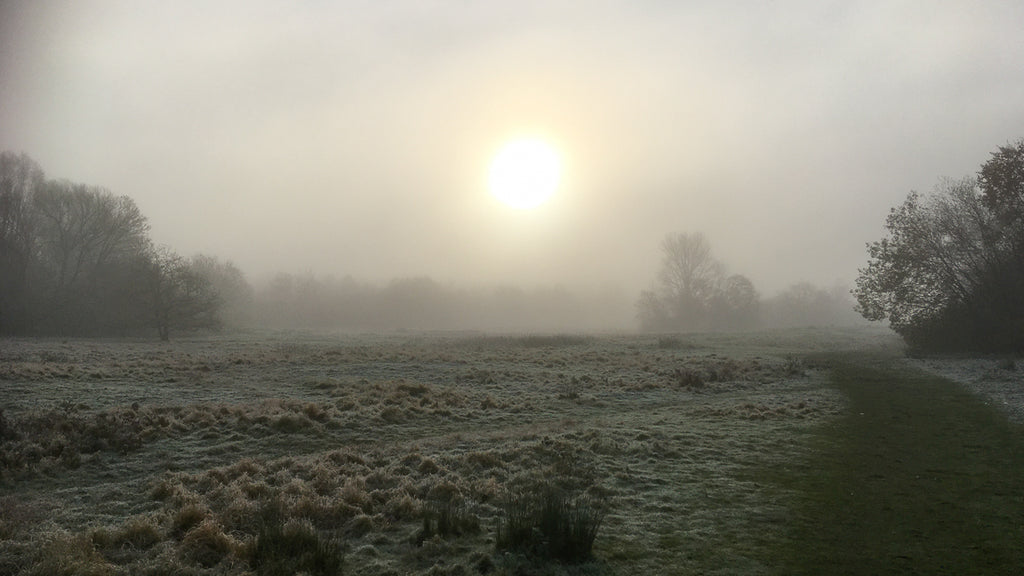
(977, 140), (1024, 343)
(854, 140), (1024, 352)
(979, 140), (1024, 229)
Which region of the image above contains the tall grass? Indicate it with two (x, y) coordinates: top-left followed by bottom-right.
(496, 485), (605, 564)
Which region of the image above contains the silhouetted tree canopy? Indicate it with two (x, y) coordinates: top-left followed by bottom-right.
(0, 151), (245, 338)
(0, 152), (45, 333)
(854, 140), (1024, 353)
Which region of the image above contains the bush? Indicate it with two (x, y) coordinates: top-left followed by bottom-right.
(495, 486), (605, 564)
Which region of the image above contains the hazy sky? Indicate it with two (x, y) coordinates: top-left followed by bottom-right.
(3, 1), (1023, 295)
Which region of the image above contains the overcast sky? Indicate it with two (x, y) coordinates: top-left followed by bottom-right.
(3, 1), (1023, 295)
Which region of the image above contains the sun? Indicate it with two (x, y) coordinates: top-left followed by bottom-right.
(488, 137), (562, 209)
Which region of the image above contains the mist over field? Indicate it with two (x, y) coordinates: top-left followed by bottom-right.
(5, 4), (1024, 574)
(3, 1), (1023, 335)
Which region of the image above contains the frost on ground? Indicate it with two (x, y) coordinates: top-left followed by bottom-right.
(909, 357), (1024, 423)
(0, 329), (879, 576)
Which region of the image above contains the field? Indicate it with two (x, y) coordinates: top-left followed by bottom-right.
(0, 328), (922, 575)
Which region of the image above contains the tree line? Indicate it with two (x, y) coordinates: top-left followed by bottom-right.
(249, 274), (629, 332)
(854, 140), (1024, 353)
(0, 152), (246, 339)
(636, 232), (863, 332)
(0, 151), (630, 337)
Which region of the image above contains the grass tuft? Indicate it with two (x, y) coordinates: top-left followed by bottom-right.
(179, 519), (236, 568)
(253, 517), (343, 576)
(496, 484), (605, 564)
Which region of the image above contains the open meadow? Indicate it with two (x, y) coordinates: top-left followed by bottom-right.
(1, 328), (904, 575)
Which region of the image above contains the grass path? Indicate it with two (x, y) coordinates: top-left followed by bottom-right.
(772, 354), (1024, 575)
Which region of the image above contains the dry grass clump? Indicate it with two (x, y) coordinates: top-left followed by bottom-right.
(119, 436), (606, 573)
(1, 397), (348, 478)
(341, 379), (470, 423)
(89, 516), (163, 565)
(23, 531), (115, 576)
(179, 518), (242, 568)
(171, 503), (211, 537)
(0, 495), (45, 540)
(556, 374), (589, 399)
(671, 367), (707, 389)
(0, 404), (145, 476)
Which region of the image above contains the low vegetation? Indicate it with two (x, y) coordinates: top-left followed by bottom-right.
(771, 355), (1024, 574)
(496, 485), (605, 564)
(0, 328), (902, 575)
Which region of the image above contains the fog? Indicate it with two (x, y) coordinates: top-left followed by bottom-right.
(3, 1), (1023, 316)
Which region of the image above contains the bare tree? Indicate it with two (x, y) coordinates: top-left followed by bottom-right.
(190, 255), (254, 327)
(0, 152), (45, 333)
(30, 180), (150, 333)
(657, 233), (724, 305)
(638, 232), (759, 332)
(144, 248), (221, 341)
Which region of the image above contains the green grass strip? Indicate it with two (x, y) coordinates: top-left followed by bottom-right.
(773, 354), (1024, 575)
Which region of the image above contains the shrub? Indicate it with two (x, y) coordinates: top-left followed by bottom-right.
(495, 486), (605, 564)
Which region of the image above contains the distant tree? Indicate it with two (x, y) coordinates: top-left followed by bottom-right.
(0, 152), (45, 333)
(855, 140), (1024, 352)
(0, 150), (250, 338)
(716, 274), (760, 330)
(637, 233), (759, 332)
(29, 179), (150, 334)
(764, 281), (862, 328)
(636, 289), (672, 332)
(190, 255), (254, 327)
(143, 248), (221, 341)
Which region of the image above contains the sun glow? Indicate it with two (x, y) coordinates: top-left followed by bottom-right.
(488, 137), (562, 209)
